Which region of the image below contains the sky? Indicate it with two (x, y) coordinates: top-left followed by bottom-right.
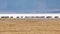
(0, 0), (60, 14)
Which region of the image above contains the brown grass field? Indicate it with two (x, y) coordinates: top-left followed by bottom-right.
(0, 18), (60, 34)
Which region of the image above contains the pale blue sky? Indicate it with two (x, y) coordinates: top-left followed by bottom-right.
(0, 0), (60, 13)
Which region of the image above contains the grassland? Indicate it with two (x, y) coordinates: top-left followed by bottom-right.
(0, 18), (60, 34)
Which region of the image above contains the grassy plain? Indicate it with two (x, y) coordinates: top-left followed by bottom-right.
(0, 18), (60, 34)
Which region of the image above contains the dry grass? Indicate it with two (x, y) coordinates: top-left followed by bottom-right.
(0, 18), (60, 34)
